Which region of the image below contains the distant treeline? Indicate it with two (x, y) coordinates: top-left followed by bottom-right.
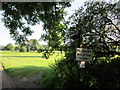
(0, 39), (65, 53)
(0, 39), (48, 52)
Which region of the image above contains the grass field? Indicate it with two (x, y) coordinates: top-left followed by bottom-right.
(0, 51), (65, 77)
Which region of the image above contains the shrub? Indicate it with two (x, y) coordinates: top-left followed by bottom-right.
(50, 57), (120, 88)
(20, 46), (27, 52)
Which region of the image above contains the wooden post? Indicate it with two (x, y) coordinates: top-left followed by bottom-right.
(78, 30), (83, 48)
(77, 25), (84, 68)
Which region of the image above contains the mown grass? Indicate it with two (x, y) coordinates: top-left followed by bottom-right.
(0, 51), (65, 77)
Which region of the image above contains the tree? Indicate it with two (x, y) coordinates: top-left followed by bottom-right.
(1, 1), (120, 88)
(2, 2), (71, 49)
(67, 1), (120, 59)
(0, 45), (5, 50)
(20, 46), (27, 52)
(6, 43), (14, 51)
(28, 39), (41, 51)
(51, 1), (120, 88)
(14, 45), (20, 51)
(1, 2), (71, 58)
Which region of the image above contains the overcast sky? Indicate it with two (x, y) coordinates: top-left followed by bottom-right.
(0, 0), (112, 46)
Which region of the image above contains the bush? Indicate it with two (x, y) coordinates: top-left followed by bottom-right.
(50, 57), (120, 88)
(6, 43), (14, 51)
(51, 59), (83, 88)
(37, 49), (45, 53)
(42, 71), (56, 89)
(20, 46), (27, 52)
(89, 57), (120, 88)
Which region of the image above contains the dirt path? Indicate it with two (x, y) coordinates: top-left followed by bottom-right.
(0, 63), (17, 89)
(12, 72), (44, 88)
(0, 63), (3, 89)
(0, 63), (44, 89)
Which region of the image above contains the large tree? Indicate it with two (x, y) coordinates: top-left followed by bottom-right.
(2, 2), (71, 50)
(1, 1), (120, 88)
(67, 1), (120, 59)
(50, 1), (120, 88)
(1, 2), (71, 58)
(28, 39), (41, 51)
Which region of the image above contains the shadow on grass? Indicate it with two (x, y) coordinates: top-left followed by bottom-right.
(2, 65), (54, 88)
(1, 56), (42, 58)
(5, 65), (51, 77)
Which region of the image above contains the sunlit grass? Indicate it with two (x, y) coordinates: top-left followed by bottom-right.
(0, 51), (65, 77)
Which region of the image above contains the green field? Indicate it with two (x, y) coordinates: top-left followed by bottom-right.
(0, 51), (64, 77)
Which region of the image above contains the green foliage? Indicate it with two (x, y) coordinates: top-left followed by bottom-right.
(48, 1), (120, 88)
(41, 49), (54, 59)
(50, 57), (120, 88)
(28, 39), (41, 51)
(20, 46), (27, 52)
(5, 43), (14, 51)
(2, 2), (71, 47)
(51, 59), (80, 88)
(42, 70), (56, 88)
(2, 1), (120, 89)
(14, 45), (20, 51)
(67, 1), (120, 59)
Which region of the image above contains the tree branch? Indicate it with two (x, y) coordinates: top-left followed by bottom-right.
(106, 17), (120, 32)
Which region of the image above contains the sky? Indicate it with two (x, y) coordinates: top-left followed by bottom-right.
(0, 0), (111, 46)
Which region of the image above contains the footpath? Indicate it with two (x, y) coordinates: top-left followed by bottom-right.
(0, 62), (44, 89)
(0, 62), (17, 89)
